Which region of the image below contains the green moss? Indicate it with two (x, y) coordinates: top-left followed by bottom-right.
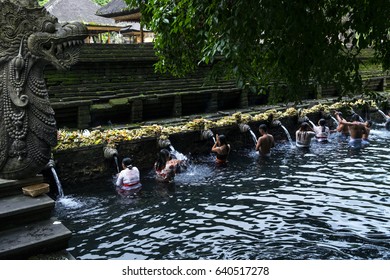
(91, 103), (112, 112)
(109, 98), (130, 106)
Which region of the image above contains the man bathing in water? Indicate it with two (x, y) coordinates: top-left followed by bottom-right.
(340, 114), (368, 148)
(334, 111), (350, 137)
(255, 124), (275, 157)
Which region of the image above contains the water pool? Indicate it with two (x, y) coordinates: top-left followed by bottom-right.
(55, 127), (390, 260)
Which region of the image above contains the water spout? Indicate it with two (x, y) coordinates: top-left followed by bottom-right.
(377, 109), (389, 122)
(51, 167), (64, 198)
(308, 120), (316, 128)
(280, 125), (294, 147)
(238, 123), (250, 133)
(330, 116), (339, 127)
(46, 159), (64, 198)
(271, 120), (282, 127)
(200, 129), (214, 141)
(351, 110), (364, 122)
(168, 144), (187, 161)
(103, 146), (120, 173)
(238, 123), (256, 145)
(248, 129), (257, 145)
(158, 138), (171, 148)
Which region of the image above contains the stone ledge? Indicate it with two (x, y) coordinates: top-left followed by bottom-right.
(0, 217), (71, 260)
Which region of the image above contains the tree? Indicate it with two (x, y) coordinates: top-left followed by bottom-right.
(127, 0), (390, 102)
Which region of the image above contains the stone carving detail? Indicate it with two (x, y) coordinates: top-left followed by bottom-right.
(0, 0), (87, 179)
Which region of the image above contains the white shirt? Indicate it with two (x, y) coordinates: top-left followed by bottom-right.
(116, 167), (141, 189)
(314, 125), (330, 139)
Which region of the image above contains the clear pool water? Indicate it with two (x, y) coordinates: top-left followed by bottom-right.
(55, 127), (390, 260)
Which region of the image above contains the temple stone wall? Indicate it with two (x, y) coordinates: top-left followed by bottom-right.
(45, 44), (252, 128)
(45, 44), (388, 129)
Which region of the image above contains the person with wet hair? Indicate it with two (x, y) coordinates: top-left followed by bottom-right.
(296, 122), (316, 148)
(313, 118), (330, 143)
(155, 149), (185, 182)
(340, 114), (368, 148)
(256, 124), (275, 157)
(212, 134), (231, 165)
(334, 111), (350, 138)
(115, 157), (142, 196)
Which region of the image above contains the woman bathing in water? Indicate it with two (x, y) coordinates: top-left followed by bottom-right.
(313, 119), (330, 143)
(115, 157), (142, 196)
(155, 149), (187, 183)
(296, 122), (316, 148)
(212, 134), (231, 165)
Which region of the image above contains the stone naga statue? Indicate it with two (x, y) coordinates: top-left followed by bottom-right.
(0, 0), (87, 179)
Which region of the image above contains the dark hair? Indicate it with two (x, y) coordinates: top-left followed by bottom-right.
(319, 119), (326, 132)
(351, 114), (360, 122)
(218, 135), (230, 153)
(300, 122), (310, 130)
(122, 157), (133, 169)
(366, 120), (373, 127)
(155, 149), (170, 171)
(259, 124), (268, 132)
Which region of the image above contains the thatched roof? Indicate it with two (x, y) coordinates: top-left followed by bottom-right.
(45, 0), (120, 26)
(96, 0), (140, 19)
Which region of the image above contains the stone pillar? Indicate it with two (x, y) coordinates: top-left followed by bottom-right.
(131, 99), (143, 122)
(315, 84), (322, 99)
(172, 94), (182, 117)
(380, 76), (387, 91)
(207, 92), (218, 113)
(77, 105), (91, 129)
(239, 89), (249, 108)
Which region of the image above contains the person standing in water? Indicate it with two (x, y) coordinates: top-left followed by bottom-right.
(334, 111), (350, 138)
(313, 118), (330, 143)
(340, 114), (368, 148)
(255, 124), (275, 157)
(155, 149), (186, 183)
(116, 157), (142, 196)
(212, 134), (231, 165)
(362, 120), (373, 143)
(296, 122), (316, 148)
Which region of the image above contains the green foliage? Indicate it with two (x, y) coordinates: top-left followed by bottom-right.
(38, 0), (49, 6)
(127, 0), (390, 102)
(93, 0), (111, 6)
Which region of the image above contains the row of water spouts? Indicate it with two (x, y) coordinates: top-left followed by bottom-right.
(53, 108), (390, 199)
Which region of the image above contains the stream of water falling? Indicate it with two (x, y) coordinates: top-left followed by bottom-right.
(212, 137), (216, 144)
(114, 155), (120, 173)
(51, 167), (64, 198)
(169, 145), (187, 161)
(248, 129), (258, 145)
(377, 110), (389, 122)
(330, 116), (339, 127)
(280, 125), (294, 147)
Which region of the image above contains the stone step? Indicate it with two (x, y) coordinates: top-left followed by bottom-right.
(0, 176), (44, 198)
(0, 194), (55, 231)
(0, 217), (71, 260)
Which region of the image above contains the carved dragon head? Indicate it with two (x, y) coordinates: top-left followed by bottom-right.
(0, 0), (88, 70)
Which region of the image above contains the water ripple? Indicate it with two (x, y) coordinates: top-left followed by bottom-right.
(56, 128), (390, 259)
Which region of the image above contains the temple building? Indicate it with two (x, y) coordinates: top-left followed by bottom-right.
(45, 0), (127, 43)
(96, 0), (154, 43)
